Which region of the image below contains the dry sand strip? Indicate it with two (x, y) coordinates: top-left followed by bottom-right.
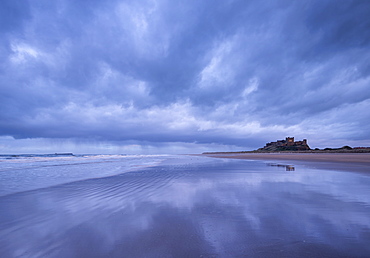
(202, 153), (370, 173)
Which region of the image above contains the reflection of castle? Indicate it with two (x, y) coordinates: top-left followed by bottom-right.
(260, 137), (310, 151)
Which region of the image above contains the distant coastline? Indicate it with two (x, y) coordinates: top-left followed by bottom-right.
(202, 137), (370, 173)
(203, 137), (370, 154)
(203, 148), (370, 155)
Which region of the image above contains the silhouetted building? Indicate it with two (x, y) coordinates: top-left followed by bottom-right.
(260, 137), (310, 151)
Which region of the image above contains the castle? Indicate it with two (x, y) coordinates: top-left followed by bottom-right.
(259, 137), (310, 151)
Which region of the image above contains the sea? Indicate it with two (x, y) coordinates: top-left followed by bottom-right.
(0, 154), (369, 257)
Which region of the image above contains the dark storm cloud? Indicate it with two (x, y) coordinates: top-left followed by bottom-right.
(1, 0), (370, 152)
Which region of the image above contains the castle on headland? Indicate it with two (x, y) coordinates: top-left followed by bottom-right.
(259, 137), (311, 151)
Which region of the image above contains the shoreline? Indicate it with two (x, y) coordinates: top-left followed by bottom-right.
(201, 153), (370, 174)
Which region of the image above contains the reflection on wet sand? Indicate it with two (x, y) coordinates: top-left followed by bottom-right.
(267, 163), (295, 171)
(0, 158), (369, 257)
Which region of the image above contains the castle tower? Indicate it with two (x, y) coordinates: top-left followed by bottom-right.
(286, 137), (294, 146)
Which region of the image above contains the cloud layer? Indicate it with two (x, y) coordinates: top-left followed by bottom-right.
(1, 0), (370, 153)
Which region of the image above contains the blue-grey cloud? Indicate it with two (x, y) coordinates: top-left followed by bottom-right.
(1, 0), (370, 153)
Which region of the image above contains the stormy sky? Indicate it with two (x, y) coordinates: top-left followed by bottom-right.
(1, 0), (370, 154)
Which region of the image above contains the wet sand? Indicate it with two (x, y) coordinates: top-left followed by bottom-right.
(1, 155), (370, 257)
(202, 153), (370, 173)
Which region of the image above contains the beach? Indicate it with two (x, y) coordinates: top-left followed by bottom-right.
(203, 153), (370, 173)
(1, 154), (370, 257)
